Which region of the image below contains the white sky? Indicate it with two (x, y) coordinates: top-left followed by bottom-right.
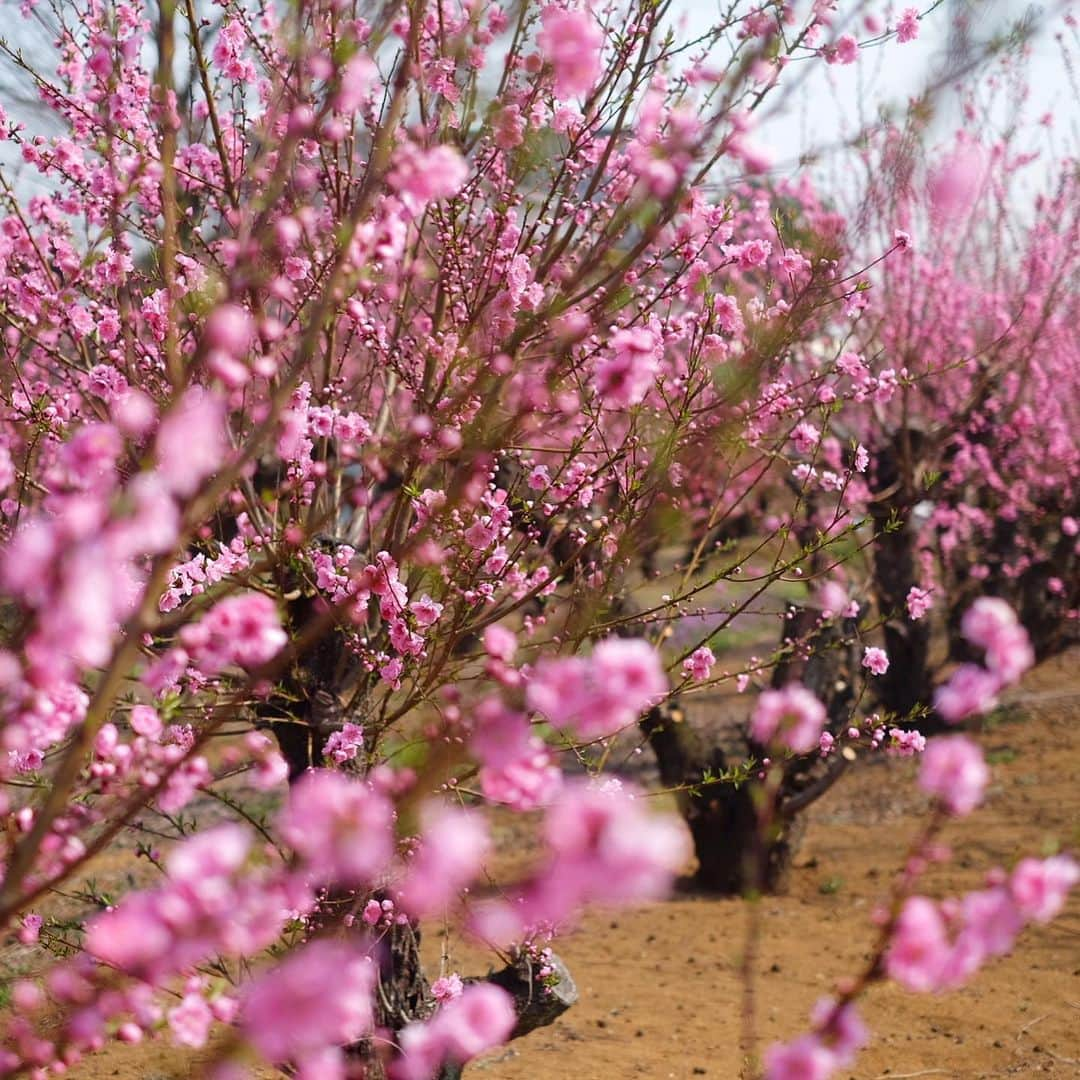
(1, 0), (1075, 201)
(667, 0), (1078, 189)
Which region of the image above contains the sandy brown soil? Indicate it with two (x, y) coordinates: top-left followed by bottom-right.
(15, 649), (1080, 1079)
(469, 649), (1080, 1080)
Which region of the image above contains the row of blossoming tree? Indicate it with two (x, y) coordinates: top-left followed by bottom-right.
(0, 0), (1076, 1077)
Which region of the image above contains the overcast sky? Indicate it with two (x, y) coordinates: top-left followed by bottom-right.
(670, 0), (1077, 188)
(1, 0), (1074, 201)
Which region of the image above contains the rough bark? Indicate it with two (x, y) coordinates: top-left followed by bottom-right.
(946, 507), (1080, 666)
(642, 606), (857, 896)
(262, 592), (577, 1076)
(349, 927), (578, 1079)
(868, 427), (933, 720)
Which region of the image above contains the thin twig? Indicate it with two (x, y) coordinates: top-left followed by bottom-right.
(871, 1070), (950, 1079)
(1016, 1014), (1047, 1038)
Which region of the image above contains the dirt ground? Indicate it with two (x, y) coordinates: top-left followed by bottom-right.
(469, 648), (1080, 1080)
(19, 648), (1080, 1080)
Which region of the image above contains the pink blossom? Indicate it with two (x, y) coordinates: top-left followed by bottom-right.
(954, 598), (1033, 684)
(213, 18), (256, 81)
(168, 994), (213, 1049)
(471, 698), (562, 809)
(1009, 856), (1080, 923)
(277, 770), (394, 885)
(764, 1035), (837, 1080)
(432, 973), (464, 1003)
(983, 622), (1033, 684)
(817, 580), (848, 617)
(537, 6), (603, 100)
(435, 983), (515, 1060)
(410, 595), (444, 627)
(18, 913), (42, 945)
(483, 624), (517, 662)
(750, 685), (827, 753)
(541, 782), (688, 906)
(323, 721), (365, 765)
(933, 663), (1001, 723)
(836, 352), (868, 380)
(395, 984), (515, 1080)
(791, 421), (820, 454)
(927, 141), (987, 219)
(593, 327), (661, 407)
(886, 728), (926, 756)
(527, 465), (550, 490)
(831, 34), (858, 64)
(810, 998), (868, 1066)
(906, 586), (932, 620)
(480, 747), (563, 810)
(919, 735), (988, 816)
(526, 638), (666, 739)
(591, 637), (667, 711)
(179, 593), (286, 676)
(896, 7), (920, 41)
(155, 388), (229, 498)
(961, 597), (1018, 650)
(959, 886), (1022, 960)
(493, 104), (525, 150)
(130, 705), (162, 741)
(380, 656), (405, 687)
(861, 646), (889, 676)
(60, 423), (122, 490)
(241, 940), (375, 1065)
(204, 303), (254, 358)
(886, 896), (949, 991)
(475, 782), (688, 940)
(396, 804), (490, 917)
(389, 144), (468, 207)
(0, 446), (14, 492)
(682, 646), (715, 682)
(335, 54), (376, 113)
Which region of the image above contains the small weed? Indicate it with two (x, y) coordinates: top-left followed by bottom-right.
(983, 704), (1027, 731)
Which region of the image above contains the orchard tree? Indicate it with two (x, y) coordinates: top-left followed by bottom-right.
(823, 105), (1080, 721)
(0, 1), (1074, 1079)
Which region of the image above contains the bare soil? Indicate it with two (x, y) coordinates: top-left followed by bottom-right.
(469, 648), (1080, 1080)
(19, 649), (1080, 1079)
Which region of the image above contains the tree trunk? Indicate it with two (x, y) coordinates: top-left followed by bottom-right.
(868, 429), (933, 720)
(642, 605), (857, 896)
(951, 510), (1080, 663)
(262, 593), (576, 1075)
(640, 704), (802, 895)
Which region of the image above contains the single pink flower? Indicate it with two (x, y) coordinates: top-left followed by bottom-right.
(537, 7), (603, 100)
(1009, 856), (1080, 923)
(919, 735), (988, 816)
(750, 685), (827, 754)
(241, 940), (375, 1064)
(277, 770), (394, 885)
(764, 1034), (837, 1080)
(885, 896), (949, 991)
(896, 7), (920, 42)
(861, 646), (889, 676)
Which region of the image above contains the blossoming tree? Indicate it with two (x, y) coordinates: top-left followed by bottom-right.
(0, 1), (1075, 1078)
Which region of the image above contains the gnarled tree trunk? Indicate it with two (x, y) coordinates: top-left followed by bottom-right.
(868, 427), (934, 721)
(262, 591), (576, 1076)
(642, 606), (857, 895)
